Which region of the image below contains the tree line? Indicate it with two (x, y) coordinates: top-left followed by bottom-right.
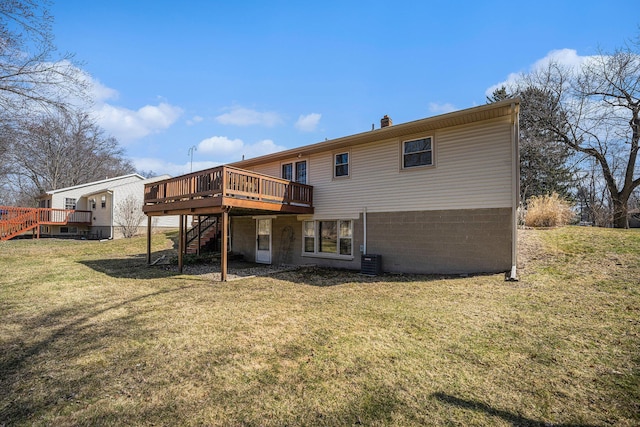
(488, 35), (640, 228)
(0, 0), (134, 206)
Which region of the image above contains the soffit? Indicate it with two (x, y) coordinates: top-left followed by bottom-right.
(230, 99), (518, 168)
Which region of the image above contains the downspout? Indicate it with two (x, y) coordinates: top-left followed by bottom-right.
(109, 190), (114, 240)
(362, 207), (367, 254)
(508, 102), (520, 281)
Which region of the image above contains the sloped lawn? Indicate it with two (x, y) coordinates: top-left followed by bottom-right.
(0, 227), (638, 426)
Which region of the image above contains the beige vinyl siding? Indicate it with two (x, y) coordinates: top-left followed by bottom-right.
(247, 117), (513, 219)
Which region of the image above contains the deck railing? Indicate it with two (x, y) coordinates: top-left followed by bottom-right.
(144, 165), (313, 208)
(0, 206), (91, 240)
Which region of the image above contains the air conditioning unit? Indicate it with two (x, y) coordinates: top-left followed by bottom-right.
(361, 254), (382, 276)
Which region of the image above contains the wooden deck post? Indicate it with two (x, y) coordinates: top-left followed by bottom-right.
(197, 215), (201, 256)
(178, 214), (184, 273)
(221, 210), (228, 282)
(146, 215), (152, 264)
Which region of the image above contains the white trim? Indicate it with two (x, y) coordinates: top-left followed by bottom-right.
(400, 136), (435, 170)
(301, 253), (354, 261)
(45, 173), (145, 195)
(332, 150), (350, 179)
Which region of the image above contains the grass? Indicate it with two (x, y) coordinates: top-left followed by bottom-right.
(0, 227), (639, 426)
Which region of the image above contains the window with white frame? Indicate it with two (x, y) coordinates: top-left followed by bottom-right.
(282, 160), (307, 184)
(101, 195), (106, 208)
(402, 137), (433, 168)
(64, 198), (76, 209)
(90, 198), (96, 210)
(334, 152), (349, 178)
(303, 220), (352, 256)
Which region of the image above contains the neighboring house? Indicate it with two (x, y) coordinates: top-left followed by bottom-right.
(143, 99), (520, 279)
(36, 174), (180, 239)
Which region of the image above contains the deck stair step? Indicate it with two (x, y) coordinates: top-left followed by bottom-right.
(185, 215), (219, 254)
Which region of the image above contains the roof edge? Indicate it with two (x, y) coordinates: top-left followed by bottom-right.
(230, 98), (520, 168)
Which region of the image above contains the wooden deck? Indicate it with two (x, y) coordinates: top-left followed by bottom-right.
(143, 165), (314, 216)
(0, 206), (92, 241)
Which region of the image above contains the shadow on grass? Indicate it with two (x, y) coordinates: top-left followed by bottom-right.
(78, 248), (182, 279)
(0, 285), (196, 424)
(268, 266), (495, 287)
(432, 392), (598, 427)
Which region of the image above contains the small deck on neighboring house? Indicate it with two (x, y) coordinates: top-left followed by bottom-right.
(0, 206), (92, 241)
(142, 165), (314, 280)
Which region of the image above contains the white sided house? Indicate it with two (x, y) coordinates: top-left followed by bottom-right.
(143, 99), (520, 279)
(37, 174), (180, 239)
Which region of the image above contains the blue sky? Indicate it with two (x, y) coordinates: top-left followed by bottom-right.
(50, 0), (637, 176)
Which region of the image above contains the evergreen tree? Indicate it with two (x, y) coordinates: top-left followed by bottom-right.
(487, 86), (575, 203)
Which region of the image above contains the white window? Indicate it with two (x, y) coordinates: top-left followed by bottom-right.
(64, 198), (76, 210)
(101, 195), (106, 208)
(90, 198), (96, 210)
(303, 221), (315, 253)
(402, 137), (433, 168)
(334, 152), (349, 178)
(303, 220), (352, 256)
(282, 160), (307, 184)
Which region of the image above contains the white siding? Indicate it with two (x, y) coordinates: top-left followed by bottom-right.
(89, 191), (112, 227)
(247, 117), (514, 219)
(111, 178), (180, 228)
(49, 175), (142, 210)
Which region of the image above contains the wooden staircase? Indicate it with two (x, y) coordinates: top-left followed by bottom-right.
(0, 206), (92, 241)
(185, 215), (219, 254)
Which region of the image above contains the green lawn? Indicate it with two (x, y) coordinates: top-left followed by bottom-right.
(0, 227), (638, 426)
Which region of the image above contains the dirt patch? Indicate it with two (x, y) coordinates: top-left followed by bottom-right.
(156, 258), (298, 281)
(517, 228), (547, 274)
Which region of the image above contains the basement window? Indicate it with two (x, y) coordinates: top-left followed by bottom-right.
(302, 220), (352, 258)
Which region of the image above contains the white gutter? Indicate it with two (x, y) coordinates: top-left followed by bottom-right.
(109, 190), (114, 240)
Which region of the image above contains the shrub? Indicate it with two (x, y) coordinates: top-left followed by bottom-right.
(525, 193), (575, 227)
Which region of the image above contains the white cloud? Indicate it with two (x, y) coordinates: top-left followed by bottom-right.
(295, 113), (321, 132)
(196, 135), (286, 163)
(61, 69), (185, 143)
(428, 102), (457, 115)
(133, 157), (220, 177)
(198, 136), (244, 155)
(244, 139), (286, 158)
(94, 102), (183, 142)
(186, 115), (204, 126)
(215, 107), (284, 127)
(89, 77), (119, 102)
(486, 48), (591, 97)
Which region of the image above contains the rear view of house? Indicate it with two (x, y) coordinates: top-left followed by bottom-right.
(143, 99), (520, 279)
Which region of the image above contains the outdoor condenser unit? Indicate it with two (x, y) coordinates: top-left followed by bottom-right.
(361, 254), (382, 276)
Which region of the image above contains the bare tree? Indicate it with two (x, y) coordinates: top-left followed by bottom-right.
(114, 194), (146, 238)
(8, 110), (135, 203)
(0, 0), (88, 120)
(519, 40), (640, 228)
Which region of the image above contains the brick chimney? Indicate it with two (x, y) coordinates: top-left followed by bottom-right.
(380, 115), (392, 128)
